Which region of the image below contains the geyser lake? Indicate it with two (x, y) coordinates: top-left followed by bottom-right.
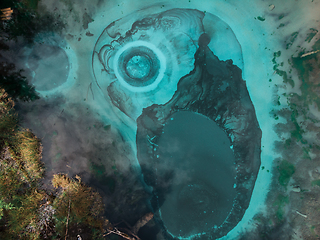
(155, 111), (236, 237)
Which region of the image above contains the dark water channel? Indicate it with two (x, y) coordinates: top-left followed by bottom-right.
(156, 111), (236, 237)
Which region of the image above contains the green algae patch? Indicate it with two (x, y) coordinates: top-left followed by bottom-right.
(311, 179), (320, 187)
(305, 28), (318, 43)
(277, 160), (295, 187)
(289, 104), (305, 142)
(291, 52), (320, 109)
(257, 16), (265, 21)
(90, 161), (116, 193)
(273, 194), (289, 221)
(272, 51), (295, 87)
(312, 38), (320, 51)
(286, 32), (299, 49)
(104, 124), (111, 131)
(90, 162), (106, 178)
(311, 225), (320, 238)
(273, 51), (281, 59)
(53, 153), (61, 163)
(23, 0), (39, 9)
(275, 69), (294, 87)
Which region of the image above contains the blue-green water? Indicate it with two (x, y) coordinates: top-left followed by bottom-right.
(156, 111), (236, 237)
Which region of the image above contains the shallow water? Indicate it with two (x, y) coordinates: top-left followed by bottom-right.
(27, 44), (69, 91)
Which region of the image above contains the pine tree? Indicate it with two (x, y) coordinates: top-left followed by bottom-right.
(52, 174), (105, 239)
(0, 89), (107, 239)
(0, 88), (46, 239)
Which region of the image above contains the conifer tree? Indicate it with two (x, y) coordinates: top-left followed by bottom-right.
(0, 89), (107, 239)
(52, 173), (105, 239)
(0, 88), (48, 239)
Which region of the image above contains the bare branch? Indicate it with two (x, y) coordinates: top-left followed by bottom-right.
(104, 227), (136, 240)
(132, 212), (154, 234)
(65, 198), (71, 240)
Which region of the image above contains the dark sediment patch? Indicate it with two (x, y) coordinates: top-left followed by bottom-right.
(136, 41), (262, 239)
